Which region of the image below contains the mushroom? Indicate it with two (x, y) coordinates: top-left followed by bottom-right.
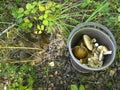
(80, 58), (88, 64)
(83, 35), (93, 51)
(97, 45), (112, 55)
(99, 51), (104, 61)
(97, 45), (108, 52)
(93, 53), (99, 59)
(72, 45), (88, 59)
(94, 43), (99, 47)
(103, 51), (112, 55)
(92, 43), (99, 54)
(88, 56), (103, 68)
(91, 38), (97, 43)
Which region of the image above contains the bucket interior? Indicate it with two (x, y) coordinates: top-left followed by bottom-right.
(70, 28), (116, 70)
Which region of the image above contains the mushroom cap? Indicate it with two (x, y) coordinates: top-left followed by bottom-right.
(97, 45), (108, 52)
(72, 45), (88, 59)
(83, 35), (93, 51)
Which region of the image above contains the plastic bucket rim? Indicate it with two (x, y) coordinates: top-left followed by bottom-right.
(67, 22), (117, 49)
(68, 27), (116, 71)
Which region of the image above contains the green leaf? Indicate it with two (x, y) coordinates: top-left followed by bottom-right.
(33, 1), (38, 5)
(18, 8), (24, 13)
(106, 82), (113, 88)
(51, 7), (56, 11)
(45, 10), (51, 14)
(43, 20), (48, 26)
(56, 4), (62, 8)
(39, 5), (45, 12)
(17, 18), (23, 24)
(14, 8), (24, 19)
(48, 16), (55, 21)
(19, 84), (25, 90)
(28, 23), (33, 28)
(26, 3), (32, 9)
(41, 25), (44, 30)
(118, 15), (120, 22)
(21, 22), (27, 27)
(44, 14), (48, 19)
(70, 84), (78, 90)
(38, 15), (43, 20)
(24, 18), (30, 23)
(79, 85), (85, 90)
(47, 27), (52, 33)
(17, 18), (23, 23)
(117, 7), (120, 12)
(17, 13), (24, 19)
(31, 9), (37, 14)
(24, 10), (30, 15)
(45, 1), (53, 9)
(37, 24), (41, 30)
(12, 10), (17, 18)
(33, 17), (37, 20)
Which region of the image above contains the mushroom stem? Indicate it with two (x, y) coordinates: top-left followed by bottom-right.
(99, 51), (104, 61)
(103, 51), (112, 55)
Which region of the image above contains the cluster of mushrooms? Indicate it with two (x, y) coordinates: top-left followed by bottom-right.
(72, 35), (112, 68)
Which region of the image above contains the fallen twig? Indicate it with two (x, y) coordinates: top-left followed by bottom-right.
(0, 46), (41, 50)
(0, 23), (16, 36)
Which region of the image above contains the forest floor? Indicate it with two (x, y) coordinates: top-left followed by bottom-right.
(0, 0), (120, 90)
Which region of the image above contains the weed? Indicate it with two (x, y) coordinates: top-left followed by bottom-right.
(106, 81), (113, 88)
(0, 63), (36, 90)
(12, 1), (81, 35)
(70, 84), (78, 90)
(70, 84), (85, 90)
(86, 0), (109, 22)
(117, 7), (120, 21)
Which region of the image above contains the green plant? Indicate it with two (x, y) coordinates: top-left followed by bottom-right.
(79, 85), (85, 90)
(117, 7), (120, 22)
(12, 1), (81, 35)
(86, 0), (109, 22)
(0, 62), (36, 90)
(106, 81), (113, 88)
(70, 84), (85, 90)
(70, 84), (78, 90)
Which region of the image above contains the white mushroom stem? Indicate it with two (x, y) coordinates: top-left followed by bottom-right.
(99, 51), (104, 61)
(103, 51), (112, 55)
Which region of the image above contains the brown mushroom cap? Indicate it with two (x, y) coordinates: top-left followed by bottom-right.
(72, 45), (88, 59)
(83, 35), (93, 51)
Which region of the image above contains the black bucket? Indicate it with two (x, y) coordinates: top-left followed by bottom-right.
(67, 22), (117, 73)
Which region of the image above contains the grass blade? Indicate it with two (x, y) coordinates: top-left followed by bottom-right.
(86, 1), (109, 22)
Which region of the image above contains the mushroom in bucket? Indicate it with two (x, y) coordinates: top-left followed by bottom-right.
(72, 34), (112, 68)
